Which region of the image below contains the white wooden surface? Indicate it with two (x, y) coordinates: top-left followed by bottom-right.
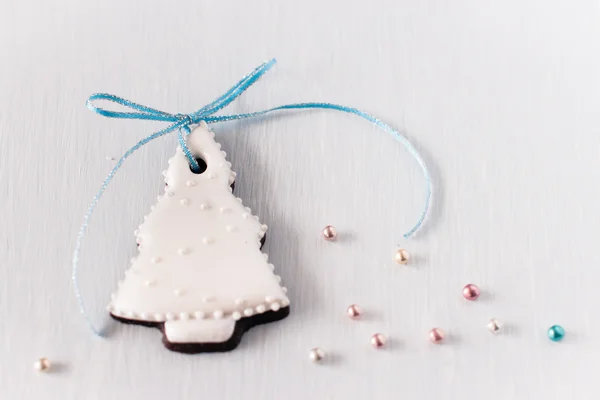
(1, 0), (599, 398)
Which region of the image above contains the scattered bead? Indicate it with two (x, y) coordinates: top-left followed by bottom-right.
(174, 289), (183, 296)
(180, 198), (190, 206)
(150, 257), (161, 264)
(244, 308), (254, 317)
(199, 203), (210, 211)
(256, 304), (266, 313)
(232, 311), (242, 320)
(165, 191), (174, 197)
(309, 348), (325, 363)
(346, 304), (362, 319)
(487, 319), (501, 333)
(235, 298), (246, 306)
(219, 207), (231, 214)
(394, 249), (410, 264)
(226, 225), (236, 232)
(429, 328), (445, 344)
(193, 311), (205, 319)
(242, 213), (250, 219)
(144, 280), (154, 287)
(462, 284), (480, 301)
(34, 358), (51, 372)
(209, 172), (217, 179)
(370, 333), (387, 348)
(201, 237), (213, 245)
(322, 225), (337, 241)
(179, 312), (190, 320)
(547, 325), (565, 342)
(213, 310), (224, 319)
(177, 248), (189, 256)
(186, 180), (196, 187)
(166, 312), (176, 321)
(270, 302), (281, 312)
(154, 313), (165, 321)
(265, 296), (275, 303)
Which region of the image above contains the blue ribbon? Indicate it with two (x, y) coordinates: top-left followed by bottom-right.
(73, 59), (432, 336)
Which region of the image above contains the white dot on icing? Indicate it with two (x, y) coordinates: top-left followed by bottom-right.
(281, 299), (290, 306)
(232, 311), (242, 321)
(244, 206), (251, 212)
(126, 311), (135, 318)
(268, 264), (275, 271)
(236, 197), (243, 203)
(133, 229), (139, 236)
(275, 276), (282, 283)
(262, 253), (269, 260)
(220, 207), (231, 214)
(144, 280), (155, 287)
(230, 171), (237, 178)
(150, 257), (161, 264)
(166, 191), (174, 197)
(265, 296), (275, 303)
(161, 170), (168, 177)
(180, 198), (190, 206)
(179, 312), (190, 320)
(177, 248), (190, 255)
(234, 298), (246, 306)
(150, 205), (155, 211)
(242, 213), (250, 219)
(166, 312), (176, 320)
(155, 313), (165, 321)
(282, 287), (288, 293)
(226, 162), (232, 168)
(194, 311), (205, 319)
(261, 224), (268, 232)
(220, 151), (227, 157)
(202, 296), (215, 303)
(106, 304), (113, 312)
(213, 310), (224, 319)
(199, 203), (210, 211)
(174, 289), (184, 296)
(186, 180), (196, 187)
(209, 172), (217, 179)
(139, 313), (149, 320)
(270, 302), (281, 312)
(256, 305), (266, 313)
(130, 257), (137, 264)
(226, 225), (236, 232)
(201, 237), (213, 245)
(253, 215), (259, 221)
(244, 308), (254, 317)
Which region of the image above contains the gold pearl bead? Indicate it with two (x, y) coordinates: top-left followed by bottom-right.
(394, 249), (410, 264)
(34, 358), (51, 372)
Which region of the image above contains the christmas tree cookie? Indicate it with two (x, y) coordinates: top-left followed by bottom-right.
(108, 123), (290, 353)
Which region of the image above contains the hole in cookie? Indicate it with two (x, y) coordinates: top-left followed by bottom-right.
(189, 157), (208, 174)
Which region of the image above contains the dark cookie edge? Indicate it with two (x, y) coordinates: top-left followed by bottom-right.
(111, 306), (290, 354)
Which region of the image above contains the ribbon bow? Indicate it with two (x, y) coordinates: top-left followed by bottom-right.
(74, 59), (432, 336)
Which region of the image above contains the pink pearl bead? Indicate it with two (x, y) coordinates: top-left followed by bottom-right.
(346, 304), (362, 319)
(370, 333), (387, 348)
(322, 225), (337, 241)
(429, 328), (444, 343)
(462, 284), (480, 301)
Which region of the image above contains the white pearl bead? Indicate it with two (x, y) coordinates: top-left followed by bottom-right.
(309, 348), (325, 363)
(34, 358), (51, 372)
(180, 198), (190, 206)
(487, 318), (501, 333)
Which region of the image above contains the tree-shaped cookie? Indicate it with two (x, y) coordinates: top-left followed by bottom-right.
(108, 123), (290, 353)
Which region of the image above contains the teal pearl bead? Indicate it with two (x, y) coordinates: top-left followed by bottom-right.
(547, 325), (565, 342)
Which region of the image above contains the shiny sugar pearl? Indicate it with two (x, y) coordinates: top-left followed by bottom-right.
(462, 284), (480, 301)
(547, 325), (565, 342)
(429, 328), (445, 344)
(34, 358), (51, 372)
(309, 348), (325, 363)
(322, 225), (337, 241)
(394, 249), (410, 264)
(487, 318), (501, 333)
(346, 304), (362, 319)
(370, 333), (387, 348)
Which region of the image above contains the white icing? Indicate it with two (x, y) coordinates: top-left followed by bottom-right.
(110, 125), (289, 344)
